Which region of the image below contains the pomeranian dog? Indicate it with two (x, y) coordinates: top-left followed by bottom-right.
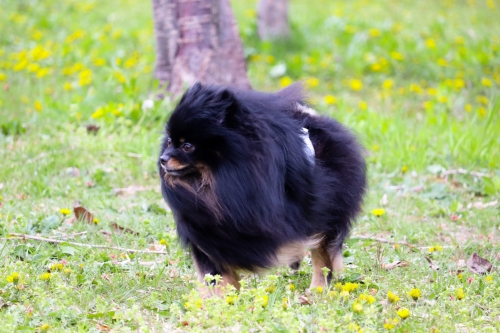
(158, 82), (366, 294)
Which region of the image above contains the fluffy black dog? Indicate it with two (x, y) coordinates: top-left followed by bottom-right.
(158, 83), (366, 293)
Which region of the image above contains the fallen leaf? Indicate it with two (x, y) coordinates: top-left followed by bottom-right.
(380, 193), (388, 206)
(86, 124), (100, 135)
(472, 200), (498, 209)
(382, 261), (409, 270)
(425, 256), (440, 270)
(66, 167), (80, 177)
(73, 203), (95, 224)
(298, 295), (312, 305)
(112, 185), (155, 196)
(110, 222), (139, 235)
(466, 252), (492, 275)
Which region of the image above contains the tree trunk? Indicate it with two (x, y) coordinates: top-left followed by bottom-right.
(257, 0), (289, 40)
(152, 0), (251, 96)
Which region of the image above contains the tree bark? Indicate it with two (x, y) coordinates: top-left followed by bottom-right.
(152, 0), (251, 96)
(257, 0), (290, 40)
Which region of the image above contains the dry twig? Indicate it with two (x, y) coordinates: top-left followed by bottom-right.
(4, 233), (167, 254)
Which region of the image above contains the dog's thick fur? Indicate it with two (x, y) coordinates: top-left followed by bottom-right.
(158, 83), (366, 293)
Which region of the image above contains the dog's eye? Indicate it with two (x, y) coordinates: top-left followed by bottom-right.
(181, 143), (194, 152)
(167, 138), (172, 147)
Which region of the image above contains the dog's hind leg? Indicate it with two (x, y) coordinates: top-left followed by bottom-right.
(309, 238), (345, 289)
(309, 241), (333, 289)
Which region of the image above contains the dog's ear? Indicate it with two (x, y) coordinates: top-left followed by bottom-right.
(179, 82), (204, 105)
(216, 88), (239, 125)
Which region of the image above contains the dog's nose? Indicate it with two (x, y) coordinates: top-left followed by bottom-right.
(159, 154), (170, 166)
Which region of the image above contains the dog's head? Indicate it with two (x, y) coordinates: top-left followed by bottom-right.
(159, 83), (240, 178)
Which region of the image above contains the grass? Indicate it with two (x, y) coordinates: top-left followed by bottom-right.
(0, 0), (499, 331)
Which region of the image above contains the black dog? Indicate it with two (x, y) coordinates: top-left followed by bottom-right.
(158, 83), (366, 294)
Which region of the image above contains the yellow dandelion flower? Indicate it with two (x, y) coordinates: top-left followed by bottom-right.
(0, 73), (7, 81)
(93, 58), (106, 67)
(487, 0), (495, 9)
(359, 294), (375, 304)
(455, 36), (465, 45)
(39, 324), (50, 332)
(427, 87), (437, 96)
(465, 104), (472, 112)
(159, 239), (168, 246)
(288, 284), (295, 291)
(437, 58), (448, 67)
(372, 144), (380, 152)
(387, 291), (400, 303)
(401, 165), (408, 173)
(282, 297), (288, 309)
(359, 101), (367, 110)
(324, 95), (337, 105)
(93, 218), (99, 224)
(456, 288), (464, 300)
(50, 263), (64, 271)
(369, 28), (381, 37)
(27, 63), (40, 72)
(481, 78), (492, 87)
(478, 107), (487, 117)
(409, 83), (423, 94)
(6, 272), (20, 284)
(114, 72), (126, 83)
(435, 245), (442, 251)
(226, 296), (236, 305)
(371, 208), (385, 217)
(37, 68), (50, 78)
(476, 95), (488, 105)
(454, 78), (465, 90)
(353, 302), (363, 313)
(484, 275), (493, 283)
(63, 268), (72, 275)
(428, 247), (436, 253)
(91, 107), (104, 119)
(426, 38), (436, 49)
(397, 308), (410, 319)
(306, 77), (319, 88)
(65, 30), (86, 44)
(63, 82), (73, 91)
(257, 294), (268, 307)
(79, 69), (92, 86)
(349, 79), (363, 91)
(340, 290), (350, 299)
(316, 286), (324, 293)
(370, 62), (382, 72)
(343, 282), (360, 292)
(59, 208), (71, 216)
(115, 57), (122, 66)
(382, 79), (394, 90)
(457, 273), (463, 280)
(327, 290), (338, 298)
(266, 285), (276, 293)
(13, 59), (28, 71)
(390, 51), (404, 61)
(408, 288), (421, 300)
(438, 96), (448, 104)
(34, 100), (42, 112)
(279, 76), (293, 88)
(383, 318), (399, 330)
(40, 272), (51, 281)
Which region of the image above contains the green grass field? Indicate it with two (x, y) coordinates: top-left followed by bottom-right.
(1, 0), (499, 331)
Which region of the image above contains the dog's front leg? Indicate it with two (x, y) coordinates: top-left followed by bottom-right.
(191, 245), (240, 298)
